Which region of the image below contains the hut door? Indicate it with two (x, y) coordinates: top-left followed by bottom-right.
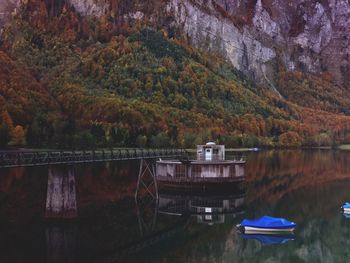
(205, 148), (212, 161)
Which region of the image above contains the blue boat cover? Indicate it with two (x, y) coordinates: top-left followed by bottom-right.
(342, 202), (350, 209)
(241, 234), (295, 245)
(240, 216), (296, 229)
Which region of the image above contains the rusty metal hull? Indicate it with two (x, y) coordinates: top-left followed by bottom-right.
(156, 176), (245, 192)
(155, 159), (246, 191)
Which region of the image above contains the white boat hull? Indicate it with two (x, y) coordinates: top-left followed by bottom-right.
(343, 208), (350, 214)
(238, 225), (295, 234)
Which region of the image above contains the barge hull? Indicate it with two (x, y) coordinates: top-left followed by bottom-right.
(157, 176), (245, 192)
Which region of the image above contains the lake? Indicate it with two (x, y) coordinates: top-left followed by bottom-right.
(1, 150), (350, 262)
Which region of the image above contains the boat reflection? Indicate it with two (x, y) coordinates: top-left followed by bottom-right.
(240, 233), (295, 245)
(158, 190), (245, 225)
(343, 213), (350, 219)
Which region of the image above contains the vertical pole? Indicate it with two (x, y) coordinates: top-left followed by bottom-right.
(16, 152), (20, 166)
(135, 159), (144, 199)
(136, 197), (144, 237)
(0, 153), (3, 167)
(152, 162), (158, 199)
(152, 195), (159, 231)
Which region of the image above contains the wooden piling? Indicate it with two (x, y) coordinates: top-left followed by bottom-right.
(45, 166), (78, 219)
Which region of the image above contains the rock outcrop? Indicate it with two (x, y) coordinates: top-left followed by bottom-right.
(1, 0), (349, 88)
(64, 0), (350, 88)
(166, 0), (350, 88)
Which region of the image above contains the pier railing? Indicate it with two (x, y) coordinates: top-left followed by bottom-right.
(0, 148), (188, 168)
(194, 155), (246, 162)
(225, 155), (246, 162)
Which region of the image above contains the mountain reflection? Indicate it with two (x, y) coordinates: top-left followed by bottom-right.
(246, 150), (350, 203)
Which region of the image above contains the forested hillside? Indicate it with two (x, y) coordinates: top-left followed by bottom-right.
(1, 0), (350, 148)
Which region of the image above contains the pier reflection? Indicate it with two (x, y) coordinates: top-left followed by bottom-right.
(45, 223), (77, 263)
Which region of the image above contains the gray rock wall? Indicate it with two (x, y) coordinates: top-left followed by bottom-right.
(1, 0), (349, 87)
(166, 0), (350, 87)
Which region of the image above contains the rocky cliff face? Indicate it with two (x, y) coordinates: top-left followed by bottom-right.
(1, 0), (349, 89)
(65, 0), (350, 88)
(167, 0), (350, 88)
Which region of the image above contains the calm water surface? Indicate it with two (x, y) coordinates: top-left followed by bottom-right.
(1, 150), (350, 262)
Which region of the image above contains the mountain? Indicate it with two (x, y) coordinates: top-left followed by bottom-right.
(171, 0), (350, 86)
(0, 0), (350, 148)
(16, 0), (347, 87)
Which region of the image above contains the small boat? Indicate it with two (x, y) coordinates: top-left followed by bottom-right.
(240, 233), (295, 245)
(237, 216), (296, 234)
(341, 202), (350, 214)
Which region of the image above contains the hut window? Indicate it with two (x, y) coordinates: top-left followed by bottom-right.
(213, 149), (218, 154)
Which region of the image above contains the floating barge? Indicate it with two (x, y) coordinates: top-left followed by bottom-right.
(155, 142), (246, 191)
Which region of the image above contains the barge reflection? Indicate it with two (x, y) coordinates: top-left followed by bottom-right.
(157, 190), (246, 225)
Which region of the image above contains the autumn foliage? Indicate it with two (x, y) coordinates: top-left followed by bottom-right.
(1, 1), (350, 149)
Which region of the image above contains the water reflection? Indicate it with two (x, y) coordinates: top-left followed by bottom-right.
(240, 234), (295, 245)
(227, 180), (350, 263)
(343, 213), (350, 219)
(2, 150), (350, 262)
(158, 191), (245, 225)
(45, 223), (77, 263)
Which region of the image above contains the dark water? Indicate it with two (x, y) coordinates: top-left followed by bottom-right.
(1, 150), (350, 262)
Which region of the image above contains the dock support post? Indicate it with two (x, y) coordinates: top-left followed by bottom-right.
(46, 165), (78, 219)
(152, 163), (159, 200)
(135, 159), (158, 199)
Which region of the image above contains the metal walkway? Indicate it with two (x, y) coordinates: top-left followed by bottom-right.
(0, 148), (187, 168)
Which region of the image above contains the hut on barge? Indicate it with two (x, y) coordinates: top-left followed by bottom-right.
(155, 142), (245, 191)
